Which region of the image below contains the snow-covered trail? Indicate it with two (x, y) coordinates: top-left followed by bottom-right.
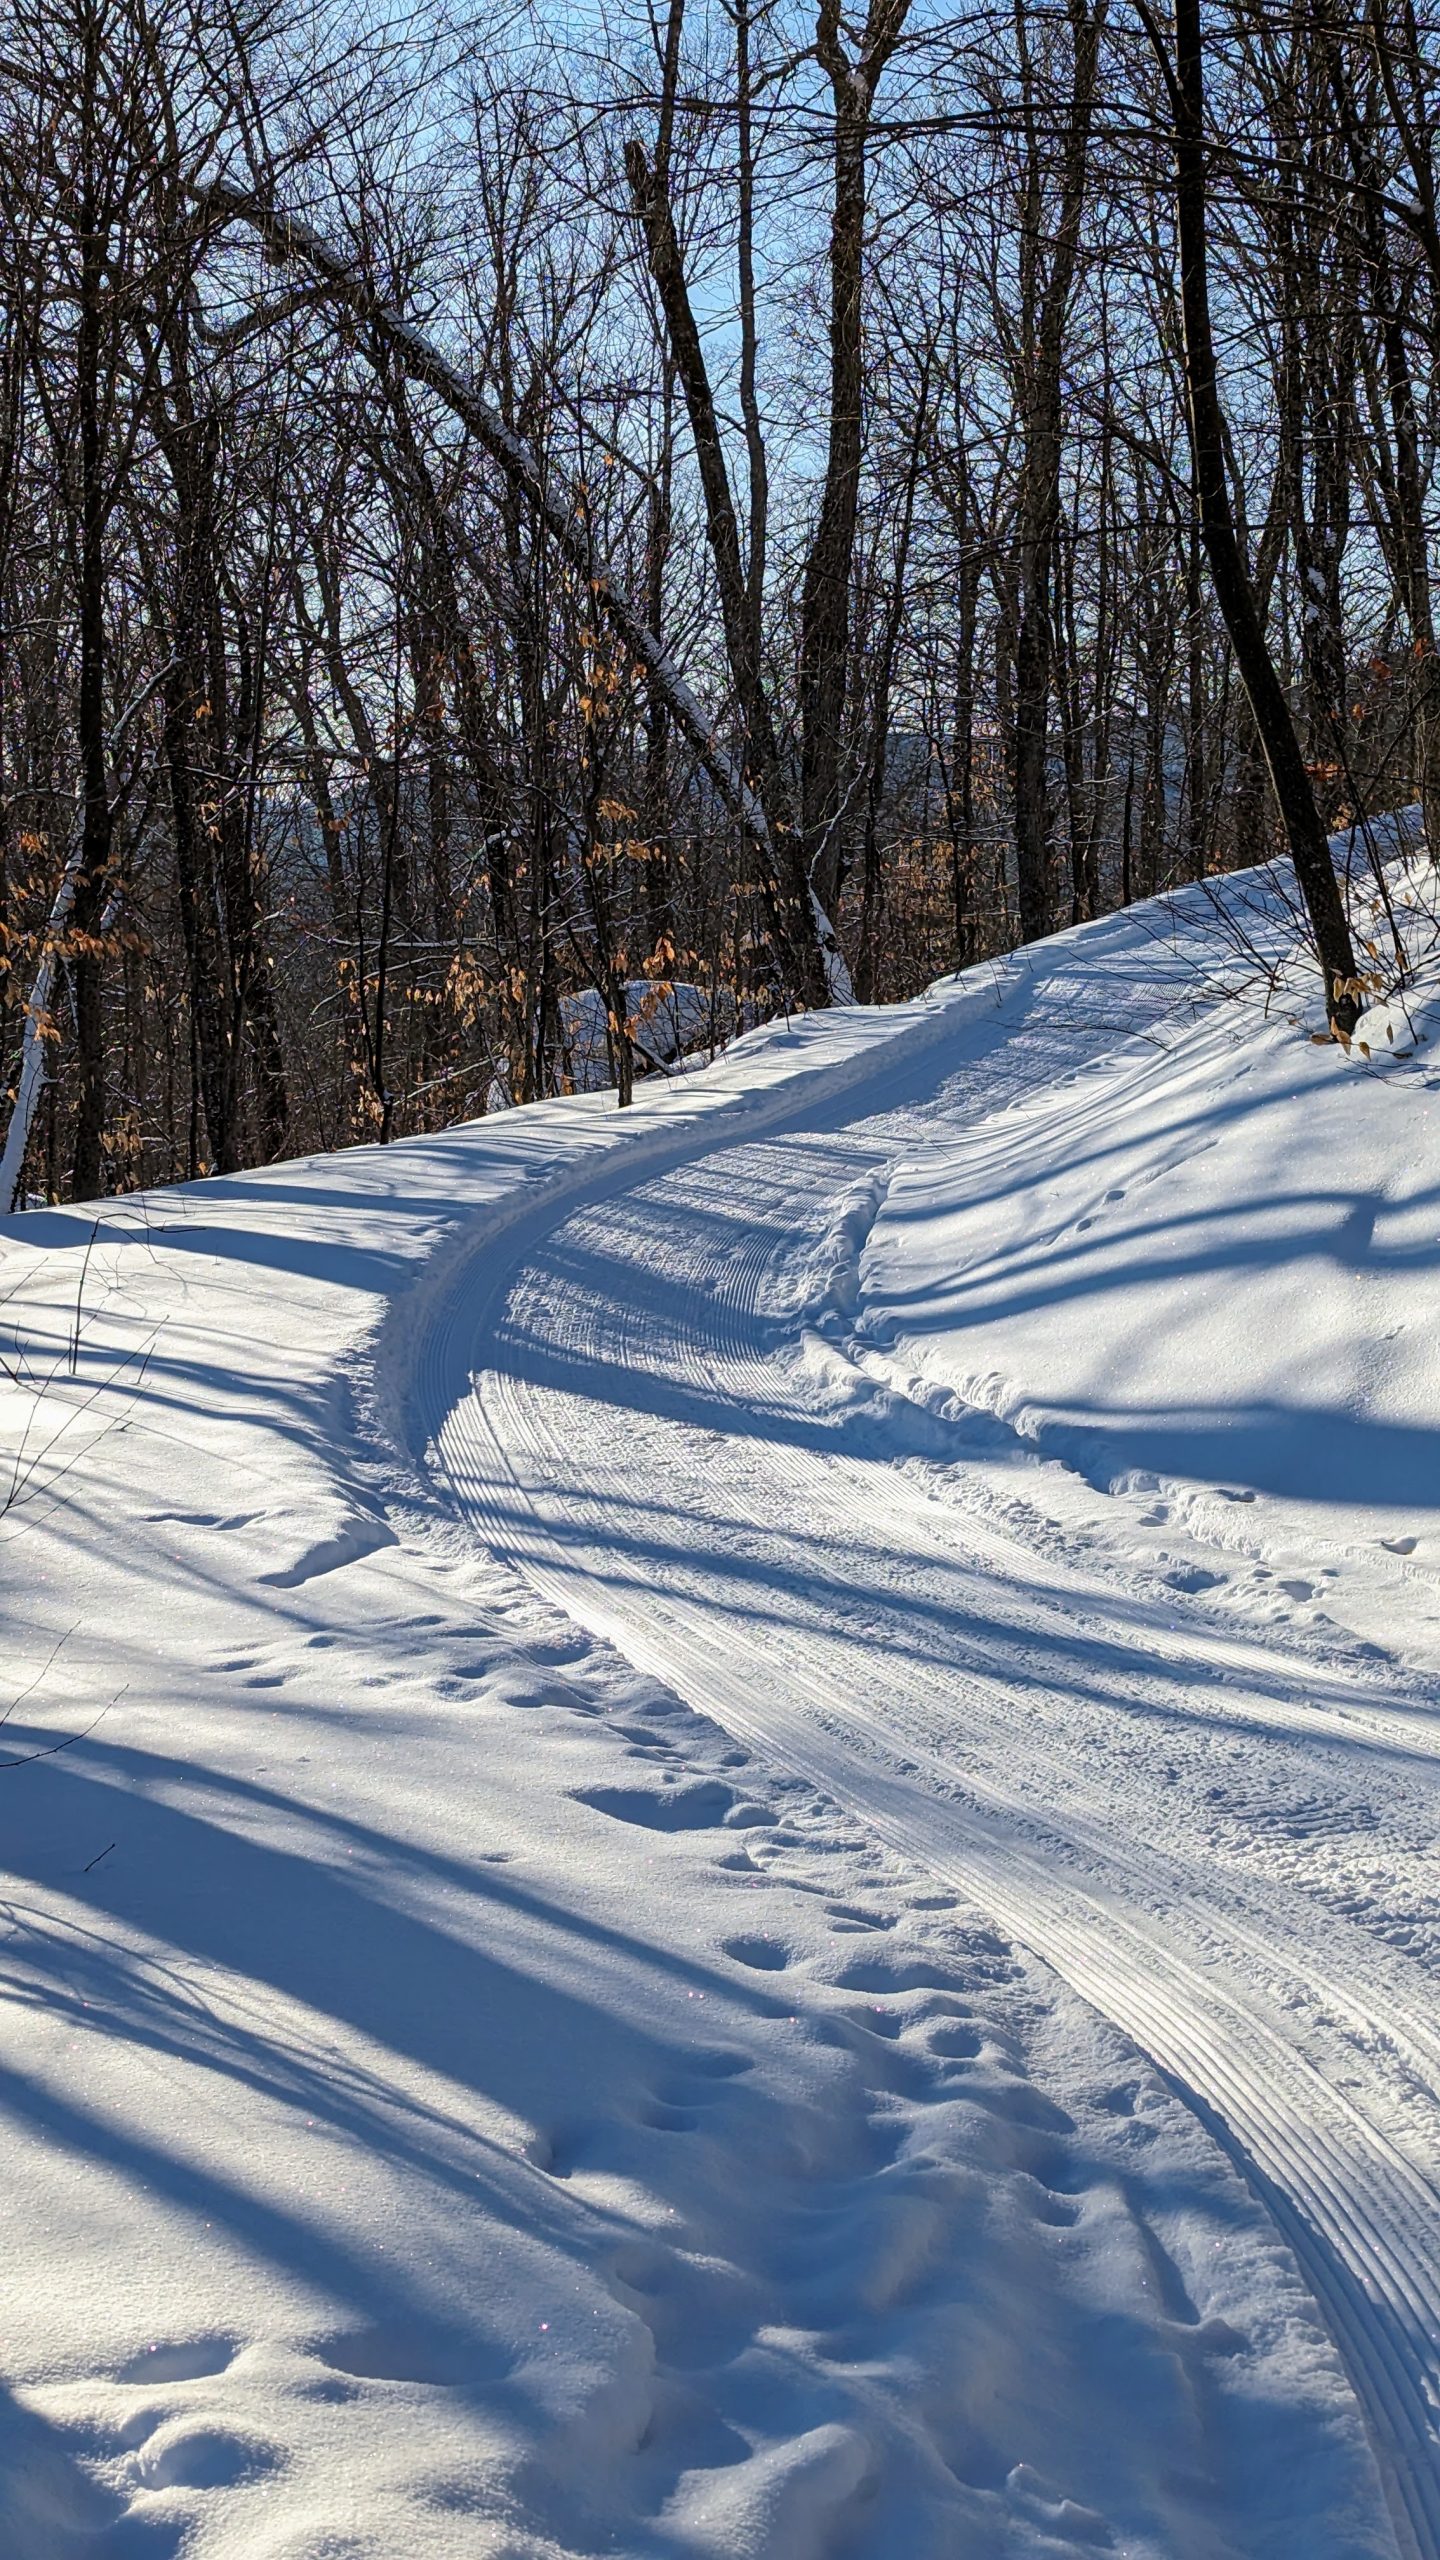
(420, 915), (1440, 2560)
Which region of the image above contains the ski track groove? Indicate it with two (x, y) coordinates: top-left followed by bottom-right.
(418, 973), (1440, 2560)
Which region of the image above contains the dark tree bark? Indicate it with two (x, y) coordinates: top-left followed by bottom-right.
(800, 0), (913, 923)
(623, 126), (828, 1006)
(68, 61), (113, 1199)
(1328, 23), (1440, 851)
(1140, 0), (1361, 1031)
(1008, 0), (1103, 945)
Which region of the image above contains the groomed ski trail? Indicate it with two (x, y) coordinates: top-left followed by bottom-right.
(416, 909), (1440, 2560)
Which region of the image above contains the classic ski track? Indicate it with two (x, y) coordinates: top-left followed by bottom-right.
(422, 999), (1440, 2560)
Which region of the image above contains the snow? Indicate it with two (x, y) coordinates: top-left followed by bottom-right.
(1349, 979), (1440, 1069)
(850, 940), (1440, 1673)
(556, 981), (731, 1091)
(0, 850), (1433, 2557)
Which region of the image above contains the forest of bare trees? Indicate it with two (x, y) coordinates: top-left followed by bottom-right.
(3, 0), (1440, 1202)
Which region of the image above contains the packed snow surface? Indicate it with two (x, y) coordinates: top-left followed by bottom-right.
(1, 854), (1436, 2558)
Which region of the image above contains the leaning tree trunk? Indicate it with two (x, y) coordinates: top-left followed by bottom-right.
(1144, 0), (1361, 1032)
(199, 178), (843, 1000)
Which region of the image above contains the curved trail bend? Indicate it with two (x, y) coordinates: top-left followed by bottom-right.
(419, 918), (1440, 2560)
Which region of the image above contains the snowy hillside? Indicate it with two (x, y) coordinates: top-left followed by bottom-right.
(1, 852), (1436, 2559)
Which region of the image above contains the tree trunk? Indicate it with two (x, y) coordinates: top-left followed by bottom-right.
(1144, 0), (1361, 1030)
(70, 185), (112, 1200)
(623, 135), (827, 1005)
(1008, 0), (1102, 946)
(802, 0), (913, 926)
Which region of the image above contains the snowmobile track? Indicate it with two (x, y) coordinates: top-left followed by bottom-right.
(420, 936), (1440, 2560)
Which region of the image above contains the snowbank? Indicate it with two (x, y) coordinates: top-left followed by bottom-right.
(836, 871), (1440, 1680)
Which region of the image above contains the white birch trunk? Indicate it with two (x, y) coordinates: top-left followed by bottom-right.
(0, 837), (84, 1215)
(0, 656), (163, 1214)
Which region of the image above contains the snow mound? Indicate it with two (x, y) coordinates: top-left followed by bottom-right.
(1348, 976), (1440, 1068)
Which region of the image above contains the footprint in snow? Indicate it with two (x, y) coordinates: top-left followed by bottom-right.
(722, 1933), (792, 1972)
(635, 2100), (699, 2133)
(522, 1634), (593, 1667)
(118, 2337), (237, 2387)
(572, 1779), (742, 1832)
(316, 2322), (506, 2389)
(133, 2417), (275, 2491)
(926, 2020), (982, 2059)
(828, 1952), (970, 1996)
(968, 2078), (1074, 2136)
(258, 1518), (396, 1588)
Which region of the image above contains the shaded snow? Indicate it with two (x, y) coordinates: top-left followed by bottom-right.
(0, 869), (1419, 2557)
